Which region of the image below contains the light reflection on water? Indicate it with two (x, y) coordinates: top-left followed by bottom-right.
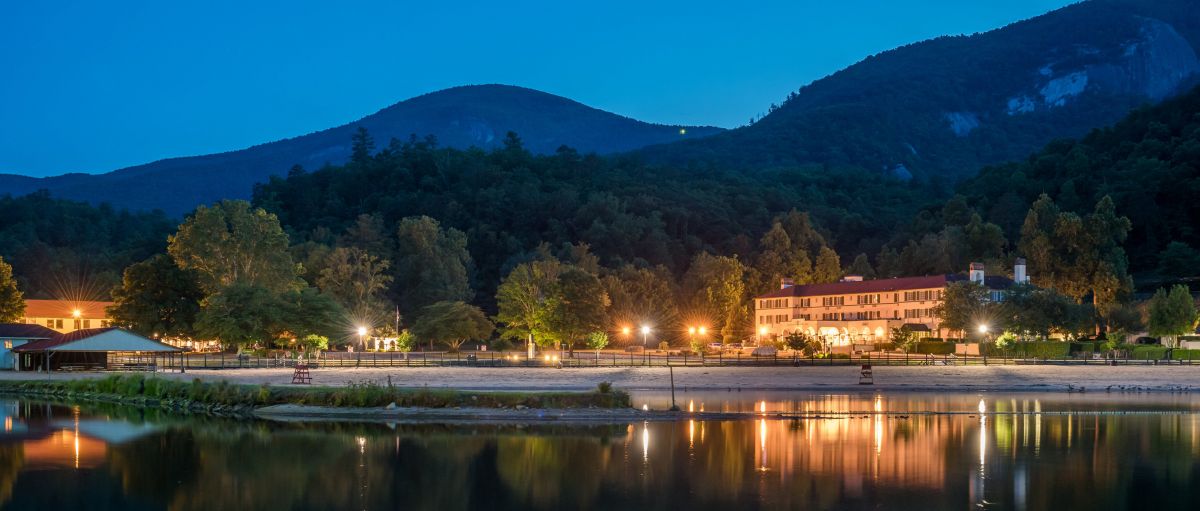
(0, 396), (1198, 510)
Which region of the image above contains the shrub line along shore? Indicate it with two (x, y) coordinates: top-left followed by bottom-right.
(0, 375), (631, 420)
(5, 366), (1200, 422)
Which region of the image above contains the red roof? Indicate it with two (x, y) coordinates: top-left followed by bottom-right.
(757, 275), (952, 299)
(14, 327), (119, 352)
(23, 300), (113, 319)
(757, 274), (1015, 299)
(0, 324), (59, 339)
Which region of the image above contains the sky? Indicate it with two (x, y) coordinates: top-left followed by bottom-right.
(0, 0), (1075, 177)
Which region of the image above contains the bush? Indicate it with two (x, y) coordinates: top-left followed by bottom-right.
(597, 381), (613, 394)
(914, 342), (955, 355)
(490, 337), (514, 352)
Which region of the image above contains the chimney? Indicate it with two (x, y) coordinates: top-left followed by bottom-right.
(780, 277), (795, 289)
(969, 262), (985, 284)
(1014, 258), (1028, 284)
(841, 275), (863, 282)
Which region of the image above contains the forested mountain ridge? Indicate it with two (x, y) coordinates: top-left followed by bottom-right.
(952, 83), (1200, 281)
(640, 0), (1200, 181)
(0, 85), (722, 216)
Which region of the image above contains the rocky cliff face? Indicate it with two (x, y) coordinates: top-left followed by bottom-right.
(1005, 17), (1199, 117)
(640, 0), (1200, 181)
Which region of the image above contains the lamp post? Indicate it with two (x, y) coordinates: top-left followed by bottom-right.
(641, 325), (651, 349)
(758, 326), (768, 347)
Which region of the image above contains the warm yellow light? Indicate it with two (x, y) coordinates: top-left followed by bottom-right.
(621, 326), (631, 336)
(698, 326), (707, 335)
(357, 326), (368, 336)
(544, 355), (551, 362)
(688, 326), (696, 335)
(72, 309), (81, 318)
(641, 325), (651, 335)
(978, 324), (989, 334)
(758, 326), (768, 336)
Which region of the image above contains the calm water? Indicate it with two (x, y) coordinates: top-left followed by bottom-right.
(2, 392), (1200, 510)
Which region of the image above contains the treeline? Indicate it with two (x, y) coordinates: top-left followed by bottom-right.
(0, 192), (174, 298)
(253, 129), (934, 303)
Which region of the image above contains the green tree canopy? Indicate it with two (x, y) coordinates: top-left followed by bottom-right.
(411, 301), (494, 352)
(393, 216), (473, 321)
(1148, 285), (1198, 347)
(495, 259), (561, 348)
(0, 257), (24, 323)
(682, 253), (747, 344)
(168, 200), (300, 294)
(194, 283), (288, 350)
(108, 254), (204, 340)
(933, 281), (993, 337)
(317, 246), (393, 317)
(542, 267), (610, 350)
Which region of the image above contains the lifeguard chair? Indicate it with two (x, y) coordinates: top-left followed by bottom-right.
(292, 356), (312, 385)
(859, 364), (873, 385)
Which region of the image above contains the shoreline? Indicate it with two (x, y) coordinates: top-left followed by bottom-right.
(5, 365), (1200, 394)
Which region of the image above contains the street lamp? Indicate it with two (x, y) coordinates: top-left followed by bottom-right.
(641, 325), (651, 349)
(758, 326), (768, 346)
(357, 326), (368, 351)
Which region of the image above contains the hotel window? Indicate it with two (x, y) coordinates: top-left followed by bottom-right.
(74, 319), (81, 330)
(55, 319), (63, 329)
(83, 319), (91, 329)
(45, 319), (54, 327)
(3, 341), (10, 349)
(822, 296), (845, 307)
(799, 298), (811, 307)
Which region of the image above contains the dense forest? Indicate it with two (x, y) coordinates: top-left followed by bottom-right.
(252, 129), (935, 304)
(953, 83), (1200, 282)
(0, 192), (174, 299)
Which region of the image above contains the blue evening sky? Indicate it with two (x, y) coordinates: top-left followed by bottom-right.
(1, 0), (1074, 177)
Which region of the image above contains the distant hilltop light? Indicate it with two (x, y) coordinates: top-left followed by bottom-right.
(679, 128), (686, 135)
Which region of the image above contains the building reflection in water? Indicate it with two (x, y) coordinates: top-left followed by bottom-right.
(0, 395), (1198, 510)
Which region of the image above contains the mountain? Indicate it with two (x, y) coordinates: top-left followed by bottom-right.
(639, 0), (1200, 181)
(955, 82), (1200, 279)
(0, 85), (723, 216)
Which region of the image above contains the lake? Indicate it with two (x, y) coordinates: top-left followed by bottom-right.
(1, 391), (1199, 510)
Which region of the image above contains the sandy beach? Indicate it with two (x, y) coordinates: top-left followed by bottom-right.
(4, 365), (1200, 393)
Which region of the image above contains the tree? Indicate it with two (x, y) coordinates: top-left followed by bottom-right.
(682, 253), (747, 344)
(812, 246), (842, 283)
(1158, 242), (1200, 279)
(495, 259), (561, 351)
(845, 253), (876, 279)
(394, 330), (415, 354)
(890, 327), (918, 353)
(601, 265), (679, 344)
(168, 200), (300, 294)
(784, 330), (820, 355)
(393, 216), (473, 321)
(1018, 194), (1133, 318)
(411, 301), (494, 352)
(933, 281), (992, 338)
(298, 334), (328, 353)
(0, 257), (24, 323)
(317, 247), (393, 317)
(351, 126), (375, 164)
(108, 254), (204, 340)
(543, 267), (609, 352)
(585, 331), (609, 355)
(194, 283), (287, 350)
(1148, 285), (1198, 348)
(277, 287), (344, 342)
